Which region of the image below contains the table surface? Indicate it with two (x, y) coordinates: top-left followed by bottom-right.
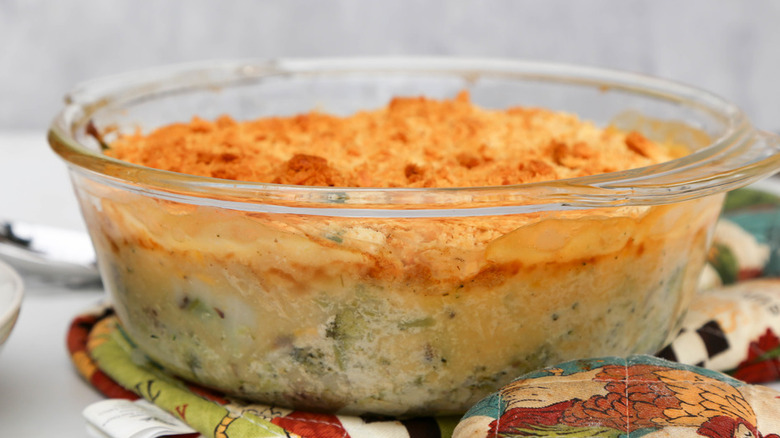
(1, 131), (779, 437)
(0, 131), (105, 437)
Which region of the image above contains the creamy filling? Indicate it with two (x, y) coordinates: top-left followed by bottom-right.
(77, 182), (723, 416)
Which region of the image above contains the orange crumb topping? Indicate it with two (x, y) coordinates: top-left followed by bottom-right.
(106, 91), (681, 188)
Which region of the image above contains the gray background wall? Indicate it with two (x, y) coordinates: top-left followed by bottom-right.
(1, 0), (779, 131)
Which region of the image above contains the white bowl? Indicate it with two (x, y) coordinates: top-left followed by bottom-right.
(0, 260), (23, 351)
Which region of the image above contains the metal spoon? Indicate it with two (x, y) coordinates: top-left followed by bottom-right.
(0, 220), (101, 287)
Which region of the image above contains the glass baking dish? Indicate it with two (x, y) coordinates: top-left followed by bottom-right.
(49, 58), (780, 416)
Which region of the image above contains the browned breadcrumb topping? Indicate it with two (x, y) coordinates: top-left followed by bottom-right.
(106, 91), (683, 188)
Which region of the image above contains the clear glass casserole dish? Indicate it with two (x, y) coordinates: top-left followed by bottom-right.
(49, 58), (780, 416)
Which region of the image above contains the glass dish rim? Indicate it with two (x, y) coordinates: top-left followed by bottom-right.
(47, 57), (780, 212)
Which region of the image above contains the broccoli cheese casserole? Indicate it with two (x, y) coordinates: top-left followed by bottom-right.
(76, 91), (722, 416)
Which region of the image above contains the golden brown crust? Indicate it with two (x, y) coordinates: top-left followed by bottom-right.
(106, 91), (681, 188)
(272, 153), (347, 186)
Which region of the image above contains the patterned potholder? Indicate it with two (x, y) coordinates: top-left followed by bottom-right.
(706, 186), (780, 285)
(660, 183), (780, 383)
(67, 305), (459, 438)
(658, 278), (780, 383)
(454, 355), (780, 438)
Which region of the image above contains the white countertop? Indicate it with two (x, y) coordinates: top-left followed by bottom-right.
(0, 132), (104, 437)
(2, 131), (780, 436)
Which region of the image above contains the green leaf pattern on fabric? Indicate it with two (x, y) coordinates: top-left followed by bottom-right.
(89, 317), (455, 438)
(91, 318), (289, 437)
